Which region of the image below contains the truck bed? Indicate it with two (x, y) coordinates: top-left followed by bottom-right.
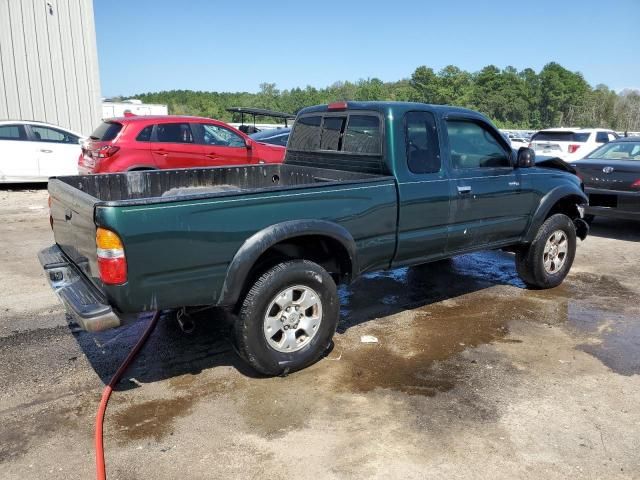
(53, 164), (385, 205)
(47, 164), (397, 315)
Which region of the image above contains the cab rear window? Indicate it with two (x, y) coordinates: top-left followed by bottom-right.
(289, 113), (381, 155)
(90, 122), (122, 141)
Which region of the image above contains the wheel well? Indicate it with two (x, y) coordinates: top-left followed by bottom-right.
(545, 195), (583, 221)
(237, 235), (353, 309)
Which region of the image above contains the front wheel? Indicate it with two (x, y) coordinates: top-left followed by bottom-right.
(235, 260), (339, 376)
(516, 213), (577, 289)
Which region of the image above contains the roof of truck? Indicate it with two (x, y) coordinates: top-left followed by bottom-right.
(297, 101), (482, 117)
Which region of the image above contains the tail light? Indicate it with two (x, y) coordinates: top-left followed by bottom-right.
(96, 228), (127, 285)
(95, 145), (120, 159)
(48, 195), (53, 229)
(632, 179), (640, 189)
(568, 144), (581, 154)
(328, 101), (348, 111)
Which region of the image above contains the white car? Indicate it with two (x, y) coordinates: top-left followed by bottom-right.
(529, 128), (619, 162)
(0, 120), (84, 183)
(509, 136), (529, 149)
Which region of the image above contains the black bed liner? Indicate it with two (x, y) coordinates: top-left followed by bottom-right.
(52, 164), (391, 206)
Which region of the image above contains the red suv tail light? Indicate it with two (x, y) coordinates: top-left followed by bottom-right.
(95, 145), (120, 159)
(568, 144), (581, 154)
(96, 228), (127, 285)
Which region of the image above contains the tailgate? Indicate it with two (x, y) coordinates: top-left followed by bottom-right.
(48, 179), (101, 287)
(531, 140), (568, 155)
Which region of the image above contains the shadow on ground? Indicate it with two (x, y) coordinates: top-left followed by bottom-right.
(588, 217), (640, 242)
(72, 250), (525, 389)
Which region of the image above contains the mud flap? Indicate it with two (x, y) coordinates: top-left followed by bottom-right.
(574, 218), (589, 240)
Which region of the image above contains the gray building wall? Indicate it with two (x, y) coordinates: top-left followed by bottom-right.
(0, 0), (101, 135)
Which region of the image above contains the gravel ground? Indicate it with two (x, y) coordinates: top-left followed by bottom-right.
(1, 186), (639, 479)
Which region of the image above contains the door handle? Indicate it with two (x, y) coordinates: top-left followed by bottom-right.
(64, 209), (72, 221)
(457, 185), (472, 195)
(40, 149), (53, 153)
(153, 150), (168, 156)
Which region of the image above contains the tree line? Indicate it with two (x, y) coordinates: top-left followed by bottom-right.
(129, 62), (640, 131)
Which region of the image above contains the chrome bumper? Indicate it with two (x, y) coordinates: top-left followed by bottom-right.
(38, 245), (122, 332)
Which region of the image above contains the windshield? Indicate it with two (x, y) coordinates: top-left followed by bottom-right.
(586, 141), (640, 160)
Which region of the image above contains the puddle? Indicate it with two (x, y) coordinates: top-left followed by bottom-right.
(336, 292), (542, 396)
(566, 303), (640, 376)
(113, 397), (193, 442)
(107, 253), (640, 443)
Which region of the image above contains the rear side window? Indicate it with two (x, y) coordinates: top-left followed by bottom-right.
(320, 116), (346, 151)
(289, 116), (322, 151)
(156, 123), (194, 143)
(136, 125), (153, 142)
(343, 115), (381, 155)
(31, 125), (78, 144)
(90, 122), (122, 141)
(532, 131), (590, 142)
(595, 132), (610, 143)
(405, 111), (441, 174)
(0, 124), (26, 140)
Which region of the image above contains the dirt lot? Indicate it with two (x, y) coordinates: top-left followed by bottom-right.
(1, 187), (639, 479)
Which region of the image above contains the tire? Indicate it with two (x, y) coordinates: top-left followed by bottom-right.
(516, 213), (577, 289)
(235, 260), (339, 376)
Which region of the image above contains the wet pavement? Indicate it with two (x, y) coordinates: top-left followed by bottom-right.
(1, 188), (639, 479)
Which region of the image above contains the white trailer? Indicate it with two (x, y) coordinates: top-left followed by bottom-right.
(101, 99), (168, 119)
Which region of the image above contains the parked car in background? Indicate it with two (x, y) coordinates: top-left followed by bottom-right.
(507, 134), (529, 149)
(0, 120), (83, 183)
(78, 116), (286, 174)
(529, 128), (618, 162)
(249, 127), (291, 147)
(572, 137), (640, 222)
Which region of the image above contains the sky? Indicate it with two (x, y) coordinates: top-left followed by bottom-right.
(94, 0), (640, 97)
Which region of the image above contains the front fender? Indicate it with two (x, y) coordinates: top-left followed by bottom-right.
(524, 185), (588, 243)
(217, 219), (358, 306)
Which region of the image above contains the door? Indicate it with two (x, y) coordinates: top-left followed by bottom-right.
(29, 125), (81, 178)
(393, 111), (451, 266)
(445, 118), (530, 253)
(151, 122), (204, 169)
(194, 123), (252, 166)
(0, 124), (39, 180)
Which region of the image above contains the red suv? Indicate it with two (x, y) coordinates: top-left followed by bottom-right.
(78, 116), (286, 174)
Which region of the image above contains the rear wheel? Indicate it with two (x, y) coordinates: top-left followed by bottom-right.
(235, 260), (339, 376)
(516, 214), (577, 289)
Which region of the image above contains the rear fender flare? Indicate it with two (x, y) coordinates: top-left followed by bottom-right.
(218, 220), (358, 306)
(524, 186), (588, 243)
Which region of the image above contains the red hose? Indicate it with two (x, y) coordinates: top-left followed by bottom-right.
(95, 311), (161, 480)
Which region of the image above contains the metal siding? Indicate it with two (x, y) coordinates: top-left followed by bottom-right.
(21, 0), (46, 121)
(80, 0), (101, 132)
(0, 0), (101, 135)
(0, 0), (21, 118)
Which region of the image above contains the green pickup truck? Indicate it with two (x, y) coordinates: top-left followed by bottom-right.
(40, 101), (588, 375)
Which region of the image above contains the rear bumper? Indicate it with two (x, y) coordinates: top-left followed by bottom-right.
(585, 188), (640, 220)
(38, 245), (122, 332)
(585, 206), (640, 220)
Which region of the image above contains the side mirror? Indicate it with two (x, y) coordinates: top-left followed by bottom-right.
(245, 138), (253, 150)
(516, 147), (535, 168)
